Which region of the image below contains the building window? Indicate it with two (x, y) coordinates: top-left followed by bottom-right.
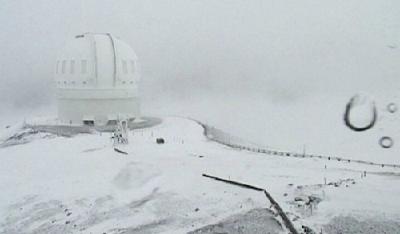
(62, 60), (67, 74)
(56, 61), (60, 74)
(83, 120), (94, 126)
(107, 120), (117, 125)
(122, 60), (128, 74)
(70, 60), (75, 74)
(81, 60), (87, 74)
(130, 60), (135, 74)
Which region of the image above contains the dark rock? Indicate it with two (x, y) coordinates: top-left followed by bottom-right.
(294, 197), (304, 202)
(302, 225), (316, 234)
(156, 138), (165, 144)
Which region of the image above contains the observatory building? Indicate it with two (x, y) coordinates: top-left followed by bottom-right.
(54, 33), (140, 126)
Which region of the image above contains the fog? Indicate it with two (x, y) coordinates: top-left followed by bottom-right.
(0, 0), (399, 153)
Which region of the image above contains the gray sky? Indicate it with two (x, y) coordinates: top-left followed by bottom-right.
(0, 0), (399, 111)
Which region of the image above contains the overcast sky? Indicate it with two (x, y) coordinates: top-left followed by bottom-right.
(0, 0), (399, 112)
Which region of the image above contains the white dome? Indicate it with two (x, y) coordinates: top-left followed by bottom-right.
(54, 33), (140, 125)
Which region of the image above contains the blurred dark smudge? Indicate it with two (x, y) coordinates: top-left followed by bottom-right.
(344, 95), (377, 132)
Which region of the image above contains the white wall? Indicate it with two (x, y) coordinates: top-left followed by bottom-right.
(57, 97), (140, 125)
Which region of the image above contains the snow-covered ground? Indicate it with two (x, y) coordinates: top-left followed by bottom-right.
(147, 93), (400, 165)
(1, 116), (400, 233)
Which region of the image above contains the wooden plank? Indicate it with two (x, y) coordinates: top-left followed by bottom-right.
(202, 173), (299, 234)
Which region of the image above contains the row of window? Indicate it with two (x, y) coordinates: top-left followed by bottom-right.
(56, 60), (87, 74)
(56, 80), (135, 85)
(56, 59), (136, 75)
(122, 60), (136, 74)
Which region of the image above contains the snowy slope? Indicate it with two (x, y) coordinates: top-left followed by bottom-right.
(147, 93), (400, 165)
(0, 117), (400, 233)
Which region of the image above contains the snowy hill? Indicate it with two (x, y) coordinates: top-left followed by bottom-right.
(0, 117), (400, 234)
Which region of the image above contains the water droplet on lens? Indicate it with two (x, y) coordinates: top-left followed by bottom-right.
(387, 103), (397, 113)
(379, 136), (393, 148)
(344, 94), (377, 132)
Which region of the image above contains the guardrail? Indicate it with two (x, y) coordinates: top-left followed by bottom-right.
(194, 119), (400, 169)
